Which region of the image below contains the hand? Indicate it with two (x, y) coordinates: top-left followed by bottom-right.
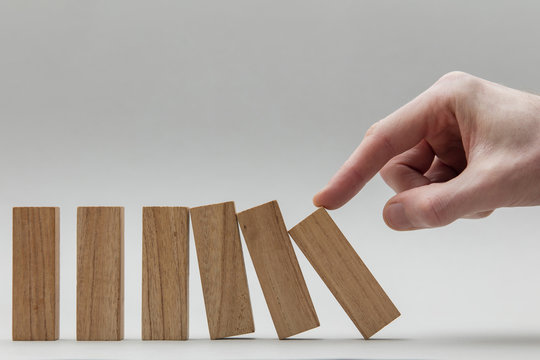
(313, 72), (540, 230)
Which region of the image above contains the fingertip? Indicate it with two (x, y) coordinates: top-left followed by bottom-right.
(312, 192), (323, 207)
(312, 192), (330, 209)
(312, 189), (340, 210)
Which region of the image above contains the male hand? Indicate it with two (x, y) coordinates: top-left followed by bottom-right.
(313, 72), (540, 230)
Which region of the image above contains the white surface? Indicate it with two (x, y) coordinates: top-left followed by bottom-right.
(3, 334), (540, 360)
(2, 1), (540, 359)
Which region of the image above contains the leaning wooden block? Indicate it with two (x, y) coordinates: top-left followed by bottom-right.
(237, 200), (319, 339)
(77, 207), (124, 341)
(142, 207), (189, 340)
(191, 202), (254, 339)
(12, 207), (59, 341)
(289, 208), (400, 339)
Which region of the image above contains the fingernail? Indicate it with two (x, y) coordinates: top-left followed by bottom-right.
(384, 202), (412, 230)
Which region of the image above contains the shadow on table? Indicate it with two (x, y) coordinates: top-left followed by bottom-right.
(287, 338), (407, 340)
(427, 333), (540, 347)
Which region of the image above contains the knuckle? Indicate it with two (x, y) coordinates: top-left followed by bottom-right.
(430, 71), (484, 112)
(343, 160), (367, 185)
(379, 159), (401, 183)
(379, 163), (403, 193)
(379, 164), (392, 182)
(434, 71), (482, 96)
(365, 122), (380, 137)
(417, 195), (449, 227)
(364, 123), (396, 158)
(436, 71), (471, 84)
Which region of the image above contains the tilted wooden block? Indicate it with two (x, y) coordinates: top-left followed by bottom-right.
(237, 200), (319, 339)
(288, 208), (400, 339)
(142, 207), (189, 340)
(77, 207), (124, 341)
(12, 207), (59, 341)
(191, 202), (254, 339)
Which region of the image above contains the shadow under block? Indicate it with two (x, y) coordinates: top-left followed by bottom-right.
(12, 207), (59, 341)
(190, 202), (254, 339)
(237, 201), (319, 339)
(77, 207), (124, 341)
(142, 207), (189, 340)
(288, 208), (400, 339)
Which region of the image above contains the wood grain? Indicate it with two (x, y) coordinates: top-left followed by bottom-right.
(142, 207), (189, 340)
(288, 208), (400, 339)
(12, 207), (59, 341)
(190, 202), (254, 339)
(237, 200), (319, 339)
(77, 207), (124, 341)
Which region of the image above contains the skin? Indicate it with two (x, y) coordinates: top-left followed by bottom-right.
(313, 71), (540, 230)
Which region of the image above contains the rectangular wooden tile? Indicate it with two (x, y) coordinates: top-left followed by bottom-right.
(142, 207), (189, 340)
(12, 207), (59, 341)
(77, 207), (124, 341)
(237, 200), (319, 339)
(191, 202), (254, 339)
(289, 208), (400, 339)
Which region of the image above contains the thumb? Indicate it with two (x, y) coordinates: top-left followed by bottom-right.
(382, 173), (493, 230)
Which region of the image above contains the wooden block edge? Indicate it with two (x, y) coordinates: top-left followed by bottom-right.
(236, 200), (278, 217)
(288, 207), (400, 340)
(12, 207), (61, 341)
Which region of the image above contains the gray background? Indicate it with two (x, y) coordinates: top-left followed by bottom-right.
(1, 0), (540, 358)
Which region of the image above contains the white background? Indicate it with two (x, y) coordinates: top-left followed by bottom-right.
(1, 1), (540, 359)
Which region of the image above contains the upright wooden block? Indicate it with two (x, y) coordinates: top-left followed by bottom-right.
(142, 207), (189, 340)
(191, 202), (254, 339)
(237, 200), (319, 339)
(12, 207), (59, 341)
(289, 208), (400, 339)
(77, 207), (124, 341)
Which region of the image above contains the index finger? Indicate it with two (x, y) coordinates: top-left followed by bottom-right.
(313, 85), (455, 209)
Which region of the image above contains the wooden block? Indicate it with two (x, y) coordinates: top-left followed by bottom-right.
(288, 208), (400, 339)
(12, 207), (60, 341)
(237, 200), (319, 339)
(77, 207), (124, 341)
(142, 207), (189, 340)
(191, 202), (254, 339)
